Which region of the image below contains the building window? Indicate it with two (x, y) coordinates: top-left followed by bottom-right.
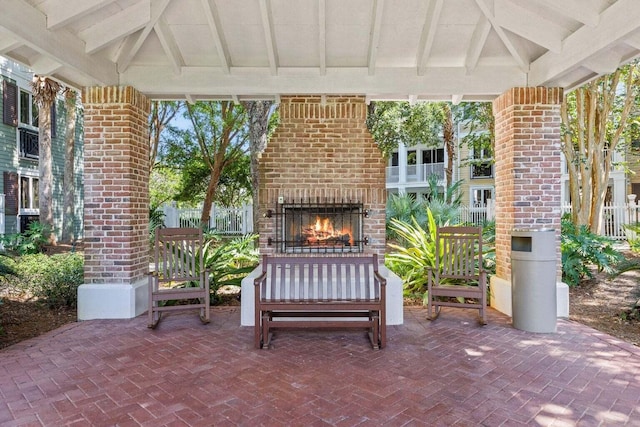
(471, 187), (493, 206)
(19, 89), (38, 128)
(20, 175), (39, 212)
(470, 145), (493, 178)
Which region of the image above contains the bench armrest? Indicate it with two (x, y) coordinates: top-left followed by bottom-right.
(254, 270), (267, 286)
(374, 270), (387, 287)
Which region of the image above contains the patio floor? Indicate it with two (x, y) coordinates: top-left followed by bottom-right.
(1, 306), (639, 426)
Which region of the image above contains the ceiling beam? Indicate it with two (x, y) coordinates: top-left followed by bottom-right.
(201, 0), (231, 74)
(30, 55), (62, 75)
(0, 35), (22, 54)
(122, 65), (527, 98)
(154, 18), (184, 75)
(117, 0), (171, 72)
(417, 0), (444, 76)
(79, 0), (150, 54)
(0, 0), (117, 85)
(536, 0), (600, 27)
(43, 0), (116, 30)
(582, 50), (624, 75)
(258, 0), (278, 76)
(494, 0), (564, 53)
(474, 0), (529, 71)
(367, 0), (385, 76)
(529, 0), (640, 87)
(465, 16), (491, 73)
(318, 0), (326, 75)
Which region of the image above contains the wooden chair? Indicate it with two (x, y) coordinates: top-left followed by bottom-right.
(427, 226), (487, 325)
(148, 227), (210, 328)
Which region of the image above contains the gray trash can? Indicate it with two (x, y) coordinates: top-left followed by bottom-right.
(511, 228), (557, 333)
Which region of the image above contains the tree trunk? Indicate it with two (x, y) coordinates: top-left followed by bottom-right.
(442, 103), (455, 198)
(38, 100), (55, 243)
(61, 90), (77, 243)
(241, 101), (273, 230)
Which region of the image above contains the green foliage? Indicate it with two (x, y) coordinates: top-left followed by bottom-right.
(561, 216), (623, 286)
(385, 211), (439, 299)
(149, 205), (165, 247)
(0, 221), (51, 256)
(624, 222), (640, 253)
(386, 193), (425, 240)
(453, 102), (495, 166)
(200, 233), (259, 303)
(3, 253), (83, 308)
(366, 101), (447, 157)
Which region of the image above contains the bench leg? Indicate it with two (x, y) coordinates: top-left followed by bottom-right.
(371, 312), (380, 350)
(262, 311), (272, 349)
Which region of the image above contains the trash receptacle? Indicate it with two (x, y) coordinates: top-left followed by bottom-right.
(511, 228), (557, 333)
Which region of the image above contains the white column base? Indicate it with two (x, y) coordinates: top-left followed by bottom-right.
(490, 276), (569, 318)
(78, 279), (148, 320)
(240, 264), (404, 326)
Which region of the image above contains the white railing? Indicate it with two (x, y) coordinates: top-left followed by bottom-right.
(386, 163), (445, 184)
(561, 202), (640, 240)
(163, 203), (253, 234)
(457, 200), (495, 226)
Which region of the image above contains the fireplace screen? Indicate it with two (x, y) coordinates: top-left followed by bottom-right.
(268, 201), (366, 253)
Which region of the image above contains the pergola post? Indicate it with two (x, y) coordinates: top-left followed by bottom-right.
(78, 86), (151, 320)
(490, 87), (568, 318)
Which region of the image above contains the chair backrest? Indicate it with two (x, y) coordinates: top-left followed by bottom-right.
(260, 255), (380, 302)
(154, 227), (204, 284)
(435, 226), (483, 281)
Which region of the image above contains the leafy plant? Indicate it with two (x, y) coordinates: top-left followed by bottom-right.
(385, 210), (439, 300)
(0, 221), (52, 256)
(149, 205), (166, 247)
(386, 193), (425, 240)
(2, 253), (83, 308)
(199, 233), (259, 303)
(561, 216), (623, 286)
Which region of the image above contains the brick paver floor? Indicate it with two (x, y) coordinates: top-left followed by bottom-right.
(1, 306), (639, 426)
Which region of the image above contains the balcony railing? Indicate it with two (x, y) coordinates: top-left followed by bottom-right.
(19, 128), (39, 160)
(386, 163), (445, 184)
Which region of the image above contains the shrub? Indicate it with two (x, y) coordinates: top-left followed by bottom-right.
(200, 233), (259, 303)
(561, 216), (623, 287)
(0, 221), (51, 256)
(4, 253), (83, 308)
(385, 212), (438, 300)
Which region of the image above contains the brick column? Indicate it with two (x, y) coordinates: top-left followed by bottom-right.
(78, 86), (151, 320)
(490, 87), (567, 317)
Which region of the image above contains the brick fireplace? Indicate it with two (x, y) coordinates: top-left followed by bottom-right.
(258, 96), (386, 257)
(241, 95), (403, 326)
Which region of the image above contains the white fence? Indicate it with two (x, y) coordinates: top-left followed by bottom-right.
(458, 200), (495, 226)
(562, 202), (640, 240)
(163, 203), (253, 235)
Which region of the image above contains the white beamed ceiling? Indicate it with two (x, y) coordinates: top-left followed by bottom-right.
(1, 0), (639, 102)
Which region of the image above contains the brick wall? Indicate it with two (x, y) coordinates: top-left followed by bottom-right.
(259, 96), (386, 256)
(492, 87), (563, 280)
(82, 86), (150, 284)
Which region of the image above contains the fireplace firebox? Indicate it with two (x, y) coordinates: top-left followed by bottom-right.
(266, 200), (368, 253)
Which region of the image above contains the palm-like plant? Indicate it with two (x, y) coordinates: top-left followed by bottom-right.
(385, 209), (440, 299)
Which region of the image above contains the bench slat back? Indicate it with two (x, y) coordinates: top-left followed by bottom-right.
(436, 226), (483, 281)
(154, 227), (203, 283)
(260, 255), (380, 302)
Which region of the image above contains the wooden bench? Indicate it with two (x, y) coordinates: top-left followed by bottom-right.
(254, 255), (386, 349)
(148, 227), (210, 329)
(427, 226), (487, 325)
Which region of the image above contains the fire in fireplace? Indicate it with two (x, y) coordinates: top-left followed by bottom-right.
(267, 200), (367, 253)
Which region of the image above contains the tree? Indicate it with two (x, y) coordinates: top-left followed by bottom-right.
(367, 101), (457, 193)
(182, 101), (248, 224)
(61, 89), (78, 243)
(149, 101), (180, 173)
(561, 62), (640, 232)
(241, 101), (275, 227)
(30, 76), (62, 243)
